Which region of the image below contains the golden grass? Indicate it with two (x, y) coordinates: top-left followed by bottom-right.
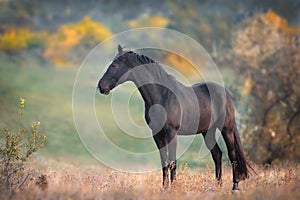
(1, 159), (299, 200)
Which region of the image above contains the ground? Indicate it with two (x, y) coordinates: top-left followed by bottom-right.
(1, 159), (299, 200)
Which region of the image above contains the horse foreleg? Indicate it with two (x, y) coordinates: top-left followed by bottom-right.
(153, 132), (169, 188)
(167, 129), (177, 183)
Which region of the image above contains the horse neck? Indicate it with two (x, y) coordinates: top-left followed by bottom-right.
(130, 62), (181, 107)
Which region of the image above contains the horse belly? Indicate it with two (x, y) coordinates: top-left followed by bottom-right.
(177, 101), (210, 135)
(177, 92), (213, 135)
(178, 114), (210, 135)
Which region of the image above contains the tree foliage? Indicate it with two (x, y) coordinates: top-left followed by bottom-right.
(128, 15), (169, 28)
(0, 28), (47, 53)
(0, 16), (113, 65)
(231, 11), (300, 164)
(44, 16), (112, 65)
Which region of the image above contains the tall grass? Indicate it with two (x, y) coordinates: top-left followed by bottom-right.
(1, 159), (299, 199)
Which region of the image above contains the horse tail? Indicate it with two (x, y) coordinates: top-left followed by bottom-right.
(233, 124), (250, 180)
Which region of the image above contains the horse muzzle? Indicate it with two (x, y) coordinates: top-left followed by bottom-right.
(98, 78), (116, 95)
(99, 87), (110, 95)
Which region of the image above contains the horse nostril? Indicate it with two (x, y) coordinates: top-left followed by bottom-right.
(98, 86), (106, 94)
(98, 86), (103, 93)
(98, 79), (105, 94)
(98, 79), (113, 95)
(98, 84), (105, 94)
(98, 84), (110, 95)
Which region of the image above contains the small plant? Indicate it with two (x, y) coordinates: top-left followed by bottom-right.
(0, 98), (46, 192)
(35, 174), (48, 190)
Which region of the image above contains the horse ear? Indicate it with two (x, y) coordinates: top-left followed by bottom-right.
(118, 45), (123, 54)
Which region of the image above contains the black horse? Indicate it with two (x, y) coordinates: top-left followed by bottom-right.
(98, 45), (249, 190)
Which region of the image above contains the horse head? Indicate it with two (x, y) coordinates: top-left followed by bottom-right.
(98, 45), (133, 95)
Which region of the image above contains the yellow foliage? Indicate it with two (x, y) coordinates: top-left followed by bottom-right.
(148, 16), (169, 27)
(266, 11), (300, 35)
(265, 11), (287, 29)
(44, 27), (82, 65)
(128, 20), (139, 28)
(0, 0), (8, 8)
(44, 16), (112, 65)
(242, 75), (253, 96)
(0, 28), (47, 53)
(233, 11), (300, 68)
(0, 16), (112, 66)
(166, 53), (197, 76)
(128, 15), (169, 28)
(61, 27), (81, 47)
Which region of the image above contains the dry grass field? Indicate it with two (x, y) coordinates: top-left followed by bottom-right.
(1, 159), (299, 200)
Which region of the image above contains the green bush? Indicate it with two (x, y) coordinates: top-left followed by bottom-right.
(0, 98), (46, 192)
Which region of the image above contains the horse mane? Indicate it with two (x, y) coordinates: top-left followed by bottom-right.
(125, 51), (178, 84)
(133, 52), (155, 64)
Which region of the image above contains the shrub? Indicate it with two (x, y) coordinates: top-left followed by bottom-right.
(0, 17), (112, 66)
(0, 98), (46, 192)
(44, 16), (112, 65)
(0, 28), (47, 53)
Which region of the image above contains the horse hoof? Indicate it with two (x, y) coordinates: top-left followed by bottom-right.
(232, 189), (240, 195)
(232, 183), (239, 191)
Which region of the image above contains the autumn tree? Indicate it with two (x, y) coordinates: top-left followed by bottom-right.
(230, 11), (300, 164)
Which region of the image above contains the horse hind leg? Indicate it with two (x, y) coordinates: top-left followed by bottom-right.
(203, 126), (223, 184)
(221, 128), (239, 190)
(211, 143), (222, 184)
(222, 124), (249, 190)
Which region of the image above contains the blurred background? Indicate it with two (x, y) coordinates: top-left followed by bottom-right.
(0, 0), (299, 167)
